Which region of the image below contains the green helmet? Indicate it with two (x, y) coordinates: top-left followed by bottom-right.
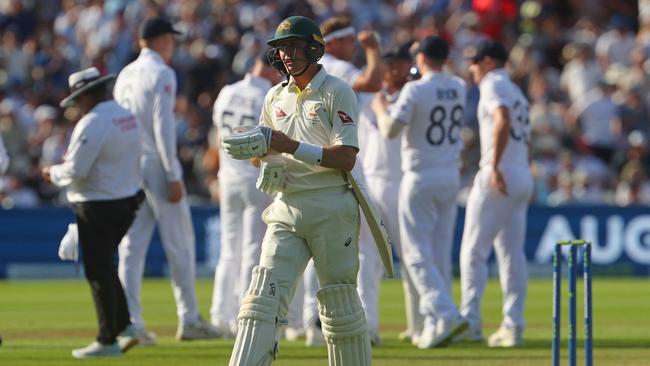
(267, 16), (325, 48)
(266, 16), (325, 72)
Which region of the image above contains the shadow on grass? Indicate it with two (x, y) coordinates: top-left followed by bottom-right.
(373, 338), (650, 350)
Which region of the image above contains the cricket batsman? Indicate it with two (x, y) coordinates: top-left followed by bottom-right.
(222, 15), (372, 366)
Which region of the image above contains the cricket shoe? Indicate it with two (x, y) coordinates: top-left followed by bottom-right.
(370, 332), (383, 347)
(305, 322), (325, 347)
(487, 325), (523, 348)
(116, 325), (140, 353)
(398, 329), (412, 343)
(211, 319), (236, 339)
(418, 315), (468, 349)
(133, 327), (158, 346)
(452, 325), (484, 342)
(176, 317), (222, 340)
(72, 342), (122, 358)
(398, 329), (421, 346)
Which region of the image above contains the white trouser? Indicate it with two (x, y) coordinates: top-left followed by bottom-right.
(357, 214), (381, 336)
(399, 169), (460, 322)
(258, 186), (361, 326)
(287, 276), (304, 329)
(302, 260), (320, 326)
(357, 176), (409, 337)
(210, 177), (270, 327)
(118, 159), (198, 328)
(460, 166), (533, 330)
(365, 176), (422, 336)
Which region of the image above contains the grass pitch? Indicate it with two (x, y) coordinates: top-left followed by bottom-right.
(0, 278), (648, 365)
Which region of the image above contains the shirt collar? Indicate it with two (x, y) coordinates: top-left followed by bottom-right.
(486, 67), (508, 79)
(480, 67), (508, 87)
(286, 66), (328, 93)
(140, 48), (164, 63)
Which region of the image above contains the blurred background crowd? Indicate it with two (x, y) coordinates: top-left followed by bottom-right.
(0, 0), (648, 208)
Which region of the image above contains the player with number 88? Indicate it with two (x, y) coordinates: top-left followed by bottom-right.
(372, 35), (468, 348)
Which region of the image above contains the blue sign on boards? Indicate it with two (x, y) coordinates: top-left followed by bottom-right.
(0, 205), (648, 278)
(523, 205), (650, 275)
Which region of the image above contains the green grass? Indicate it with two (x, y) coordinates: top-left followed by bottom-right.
(0, 278), (648, 365)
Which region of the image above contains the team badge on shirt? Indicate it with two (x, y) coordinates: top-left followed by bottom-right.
(275, 106), (287, 118)
(337, 111), (354, 125)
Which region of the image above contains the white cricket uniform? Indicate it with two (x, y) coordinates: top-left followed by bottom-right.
(114, 48), (200, 328)
(357, 89), (421, 338)
(390, 71), (466, 323)
(209, 73), (272, 330)
(459, 68), (533, 331)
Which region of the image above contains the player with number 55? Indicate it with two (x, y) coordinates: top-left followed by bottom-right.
(372, 35), (468, 348)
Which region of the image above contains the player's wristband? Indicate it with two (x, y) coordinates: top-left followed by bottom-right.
(293, 142), (323, 165)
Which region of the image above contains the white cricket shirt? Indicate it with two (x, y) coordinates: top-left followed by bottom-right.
(320, 53), (361, 85)
(113, 48), (182, 181)
(476, 68), (530, 169)
(359, 90), (401, 178)
(390, 71), (467, 172)
(49, 100), (141, 202)
(213, 73), (272, 182)
(260, 67), (358, 193)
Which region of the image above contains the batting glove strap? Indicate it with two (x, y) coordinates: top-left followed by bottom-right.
(222, 126), (272, 160)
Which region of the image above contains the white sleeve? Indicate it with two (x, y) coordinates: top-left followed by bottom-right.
(49, 117), (108, 187)
(259, 88), (276, 129)
(483, 79), (512, 112)
(152, 68), (182, 181)
(0, 134), (8, 174)
(389, 82), (415, 125)
(212, 86), (229, 130)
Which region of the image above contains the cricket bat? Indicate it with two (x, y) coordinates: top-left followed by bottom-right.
(345, 171), (395, 278)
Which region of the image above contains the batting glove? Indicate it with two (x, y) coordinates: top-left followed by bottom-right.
(222, 126), (272, 160)
(256, 155), (286, 194)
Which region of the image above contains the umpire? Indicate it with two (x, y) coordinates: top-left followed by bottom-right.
(42, 67), (142, 358)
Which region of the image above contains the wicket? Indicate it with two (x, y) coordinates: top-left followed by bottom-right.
(552, 240), (593, 366)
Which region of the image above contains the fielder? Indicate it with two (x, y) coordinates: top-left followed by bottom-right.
(356, 43), (420, 346)
(223, 15), (371, 366)
(114, 17), (219, 343)
(372, 36), (468, 348)
(209, 53), (280, 337)
(459, 40), (533, 347)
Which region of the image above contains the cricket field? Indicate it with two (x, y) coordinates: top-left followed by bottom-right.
(0, 278), (648, 365)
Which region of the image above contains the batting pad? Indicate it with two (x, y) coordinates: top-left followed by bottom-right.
(229, 266), (281, 366)
(318, 284), (372, 366)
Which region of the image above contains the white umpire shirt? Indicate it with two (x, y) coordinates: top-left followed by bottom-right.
(390, 72), (467, 172)
(476, 68), (530, 169)
(113, 48), (182, 181)
(49, 100), (141, 202)
(212, 73), (271, 183)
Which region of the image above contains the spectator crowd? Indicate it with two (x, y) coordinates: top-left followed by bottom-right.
(0, 0), (648, 208)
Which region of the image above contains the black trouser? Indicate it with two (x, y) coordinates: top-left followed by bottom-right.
(74, 193), (142, 345)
